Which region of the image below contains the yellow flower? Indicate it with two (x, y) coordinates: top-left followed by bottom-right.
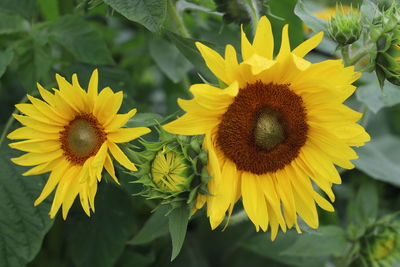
(151, 147), (188, 192)
(163, 16), (370, 240)
(8, 70), (150, 219)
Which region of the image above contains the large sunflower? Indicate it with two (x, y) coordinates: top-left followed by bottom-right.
(164, 16), (370, 239)
(8, 70), (150, 219)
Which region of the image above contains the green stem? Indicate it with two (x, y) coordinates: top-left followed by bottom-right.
(167, 0), (190, 38)
(245, 0), (260, 36)
(0, 95), (27, 148)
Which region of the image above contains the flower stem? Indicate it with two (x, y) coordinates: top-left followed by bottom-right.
(167, 0), (190, 38)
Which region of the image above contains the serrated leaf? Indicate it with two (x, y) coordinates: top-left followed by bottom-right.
(0, 12), (28, 34)
(0, 48), (13, 78)
(127, 206), (169, 245)
(282, 226), (347, 258)
(168, 205), (190, 261)
(354, 134), (400, 187)
(103, 0), (167, 32)
(49, 15), (114, 65)
(294, 0), (328, 34)
(150, 38), (192, 83)
(65, 184), (136, 267)
(0, 140), (54, 267)
(356, 73), (400, 113)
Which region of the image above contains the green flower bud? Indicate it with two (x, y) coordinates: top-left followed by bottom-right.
(328, 7), (362, 45)
(131, 128), (210, 208)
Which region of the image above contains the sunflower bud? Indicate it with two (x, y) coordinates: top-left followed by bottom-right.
(328, 7), (362, 45)
(370, 4), (400, 87)
(131, 128), (209, 208)
(358, 215), (400, 266)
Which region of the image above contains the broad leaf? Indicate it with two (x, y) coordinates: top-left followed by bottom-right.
(0, 0), (36, 20)
(0, 12), (28, 34)
(0, 48), (13, 78)
(126, 113), (164, 128)
(49, 15), (114, 65)
(355, 134), (400, 187)
(282, 226), (348, 258)
(150, 38), (192, 83)
(65, 184), (136, 267)
(0, 140), (54, 267)
(168, 205), (190, 261)
(103, 0), (167, 33)
(128, 206), (169, 245)
(356, 73), (400, 114)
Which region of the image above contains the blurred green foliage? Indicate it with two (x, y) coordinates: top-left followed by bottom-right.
(0, 0), (399, 266)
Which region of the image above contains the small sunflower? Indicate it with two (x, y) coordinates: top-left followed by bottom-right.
(164, 16), (370, 239)
(8, 70), (150, 219)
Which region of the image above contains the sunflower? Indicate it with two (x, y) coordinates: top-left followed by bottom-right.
(8, 70), (150, 219)
(163, 16), (370, 239)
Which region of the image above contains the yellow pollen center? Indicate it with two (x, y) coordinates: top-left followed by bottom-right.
(60, 114), (106, 165)
(254, 109), (286, 151)
(67, 119), (100, 157)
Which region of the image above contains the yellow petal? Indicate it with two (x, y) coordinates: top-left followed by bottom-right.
(313, 191), (334, 212)
(23, 158), (61, 176)
(34, 159), (70, 206)
(15, 103), (64, 126)
(196, 42), (229, 84)
(105, 108), (136, 132)
(274, 169), (297, 228)
(253, 16), (274, 59)
(55, 73), (85, 113)
(37, 83), (56, 107)
(27, 95), (68, 124)
(7, 127), (59, 140)
(104, 154), (119, 184)
(87, 69), (99, 109)
(62, 167), (83, 219)
(277, 24), (290, 60)
(107, 127), (150, 143)
(11, 149), (63, 166)
(13, 114), (62, 133)
(241, 25), (256, 61)
(101, 91), (123, 126)
(91, 143), (108, 181)
(107, 141), (137, 171)
(163, 113), (220, 135)
(93, 87), (115, 122)
(224, 45), (240, 84)
(9, 139), (60, 153)
(292, 32), (323, 58)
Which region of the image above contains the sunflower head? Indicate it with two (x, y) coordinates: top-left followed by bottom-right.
(131, 129), (210, 209)
(164, 16), (369, 239)
(8, 70), (150, 219)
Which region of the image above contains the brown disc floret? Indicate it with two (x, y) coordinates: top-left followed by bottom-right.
(216, 81), (308, 174)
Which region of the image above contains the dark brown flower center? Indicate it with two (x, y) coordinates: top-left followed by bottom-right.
(60, 114), (106, 165)
(216, 81), (308, 174)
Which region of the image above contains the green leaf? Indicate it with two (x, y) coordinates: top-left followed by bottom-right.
(0, 12), (28, 34)
(65, 184), (136, 267)
(351, 179), (379, 225)
(356, 73), (400, 113)
(282, 226), (348, 258)
(116, 251), (155, 267)
(0, 0), (36, 20)
(150, 38), (192, 83)
(0, 140), (54, 266)
(168, 205), (190, 261)
(294, 0), (328, 34)
(48, 15), (114, 65)
(37, 0), (59, 21)
(127, 206), (169, 245)
(269, 0), (304, 48)
(0, 48), (13, 78)
(241, 231), (326, 267)
(354, 134), (400, 187)
(165, 30), (216, 83)
(103, 0), (167, 32)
